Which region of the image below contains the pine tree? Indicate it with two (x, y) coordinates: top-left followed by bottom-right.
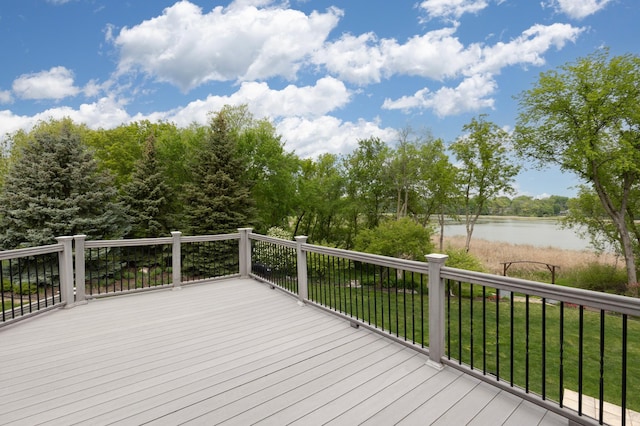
(181, 111), (255, 276)
(120, 135), (171, 238)
(183, 111), (254, 235)
(0, 119), (128, 249)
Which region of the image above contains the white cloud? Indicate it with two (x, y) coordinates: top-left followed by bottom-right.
(379, 22), (581, 117)
(545, 0), (612, 19)
(166, 77), (350, 127)
(317, 26), (479, 85)
(470, 23), (584, 75)
(111, 0), (343, 91)
(317, 21), (581, 91)
(276, 116), (397, 158)
(0, 90), (12, 104)
(419, 0), (489, 20)
(0, 97), (130, 138)
(383, 74), (496, 117)
(12, 66), (80, 100)
(312, 33), (386, 85)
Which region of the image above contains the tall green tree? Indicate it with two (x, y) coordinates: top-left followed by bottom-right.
(451, 115), (520, 251)
(292, 154), (349, 246)
(344, 137), (391, 230)
(414, 138), (460, 251)
(389, 128), (422, 220)
(0, 119), (127, 248)
(120, 135), (172, 238)
(237, 120), (300, 232)
(514, 50), (640, 292)
(182, 110), (255, 235)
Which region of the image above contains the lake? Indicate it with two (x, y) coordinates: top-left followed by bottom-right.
(439, 217), (594, 251)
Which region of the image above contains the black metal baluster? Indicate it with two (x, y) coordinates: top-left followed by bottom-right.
(496, 287), (500, 381)
(1, 260), (5, 322)
(510, 291), (514, 386)
(526, 294), (530, 393)
(559, 301), (564, 408)
(482, 286), (486, 374)
(578, 305), (584, 415)
(9, 259), (15, 318)
(387, 266), (392, 334)
(458, 280), (462, 364)
(25, 257), (33, 313)
(470, 283), (474, 369)
(542, 297), (546, 400)
(372, 263), (377, 327)
(410, 271), (414, 344)
(358, 260), (364, 323)
(17, 258), (24, 316)
(598, 310), (605, 425)
(421, 274), (425, 348)
(395, 268), (399, 337)
(447, 279), (451, 359)
(622, 314), (627, 426)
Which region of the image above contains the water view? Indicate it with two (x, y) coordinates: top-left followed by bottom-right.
(439, 217), (594, 251)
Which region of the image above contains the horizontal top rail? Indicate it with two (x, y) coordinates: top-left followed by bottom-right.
(0, 243), (63, 260)
(249, 233), (297, 249)
(302, 242), (430, 275)
(83, 237), (173, 248)
(180, 233), (240, 243)
(442, 266), (640, 316)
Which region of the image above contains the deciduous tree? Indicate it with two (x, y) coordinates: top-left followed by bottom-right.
(451, 115), (520, 251)
(514, 50), (640, 292)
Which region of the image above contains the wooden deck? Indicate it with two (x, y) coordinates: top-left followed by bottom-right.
(0, 278), (569, 425)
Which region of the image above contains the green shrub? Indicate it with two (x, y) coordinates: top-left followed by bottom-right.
(444, 247), (485, 272)
(13, 283), (38, 295)
(2, 279), (12, 292)
(564, 263), (628, 294)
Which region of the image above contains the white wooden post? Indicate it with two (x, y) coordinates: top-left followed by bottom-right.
(295, 236), (308, 305)
(426, 253), (448, 368)
(171, 231), (182, 290)
(56, 236), (74, 308)
(238, 228), (253, 277)
(73, 235), (87, 304)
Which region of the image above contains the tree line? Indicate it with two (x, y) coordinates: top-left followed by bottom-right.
(0, 49), (639, 293)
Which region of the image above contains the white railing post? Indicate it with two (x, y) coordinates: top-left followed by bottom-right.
(73, 235), (87, 304)
(295, 236), (308, 305)
(238, 228), (253, 277)
(55, 236), (74, 308)
(171, 231), (182, 290)
(426, 253), (448, 367)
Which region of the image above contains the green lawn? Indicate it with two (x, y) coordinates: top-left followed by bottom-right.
(307, 281), (640, 412)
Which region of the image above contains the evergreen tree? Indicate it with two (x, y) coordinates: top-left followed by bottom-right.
(183, 111), (255, 235)
(120, 135), (172, 238)
(0, 119), (128, 249)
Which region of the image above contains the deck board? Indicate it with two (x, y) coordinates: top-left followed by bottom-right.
(0, 278), (569, 425)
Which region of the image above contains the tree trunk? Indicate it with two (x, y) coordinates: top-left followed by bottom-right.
(614, 216), (638, 295)
(438, 212), (445, 252)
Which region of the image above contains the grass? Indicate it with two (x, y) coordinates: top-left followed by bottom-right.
(306, 280), (640, 413)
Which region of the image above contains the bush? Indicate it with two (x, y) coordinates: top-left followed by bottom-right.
(2, 279), (12, 292)
(564, 263), (628, 294)
(354, 218), (433, 261)
(444, 247), (485, 272)
(13, 283), (38, 295)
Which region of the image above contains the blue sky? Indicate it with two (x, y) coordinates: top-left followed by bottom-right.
(0, 0), (637, 197)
